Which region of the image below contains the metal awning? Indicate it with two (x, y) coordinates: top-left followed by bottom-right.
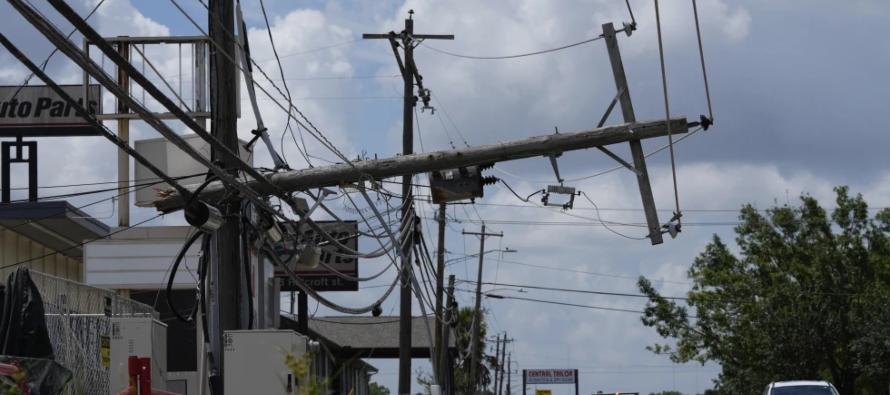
(0, 201), (109, 261)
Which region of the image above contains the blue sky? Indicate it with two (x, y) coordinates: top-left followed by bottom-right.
(2, 1), (890, 394)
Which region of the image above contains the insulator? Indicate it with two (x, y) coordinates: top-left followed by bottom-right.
(482, 176), (499, 186)
(477, 163), (495, 171)
(547, 185), (576, 195)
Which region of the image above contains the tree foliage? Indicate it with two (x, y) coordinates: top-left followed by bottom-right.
(370, 382), (391, 395)
(418, 307), (499, 395)
(638, 187), (890, 395)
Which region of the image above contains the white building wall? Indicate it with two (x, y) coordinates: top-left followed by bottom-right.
(84, 226), (202, 290)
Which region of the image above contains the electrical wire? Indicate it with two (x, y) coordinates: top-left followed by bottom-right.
(692, 0), (714, 123)
(166, 230), (204, 323)
(16, 1), (286, 219)
(463, 280), (689, 301)
(493, 126), (703, 183)
(443, 254), (693, 285)
(654, 0), (683, 226)
(0, 213), (164, 270)
(472, 293), (647, 314)
(421, 35), (604, 60)
(431, 92), (467, 148)
(188, 0), (359, 172)
(257, 0), (312, 167)
(263, 241), (401, 315)
(1, 0), (106, 103)
(580, 191), (649, 241)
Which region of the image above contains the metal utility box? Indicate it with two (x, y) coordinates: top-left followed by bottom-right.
(133, 133), (253, 207)
(223, 330), (310, 394)
(109, 317), (168, 395)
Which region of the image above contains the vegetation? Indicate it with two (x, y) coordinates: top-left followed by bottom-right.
(638, 186), (890, 395)
(284, 350), (329, 395)
(371, 382), (392, 395)
(417, 306), (500, 395)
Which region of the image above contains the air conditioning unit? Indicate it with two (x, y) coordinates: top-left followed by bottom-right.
(109, 317), (168, 395)
(224, 330), (310, 394)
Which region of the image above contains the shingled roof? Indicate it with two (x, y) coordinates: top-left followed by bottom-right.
(280, 315), (456, 359)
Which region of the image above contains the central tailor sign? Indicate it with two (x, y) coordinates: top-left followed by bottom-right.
(524, 369), (577, 384)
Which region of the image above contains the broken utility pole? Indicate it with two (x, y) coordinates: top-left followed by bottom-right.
(602, 22), (662, 245)
(363, 11), (453, 395)
(149, 117), (689, 212)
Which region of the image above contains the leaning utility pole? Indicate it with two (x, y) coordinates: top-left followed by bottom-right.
(602, 22), (663, 245)
(464, 225), (503, 393)
(208, 0), (241, 378)
(150, 117), (689, 212)
(363, 12), (453, 395)
(434, 203), (447, 369)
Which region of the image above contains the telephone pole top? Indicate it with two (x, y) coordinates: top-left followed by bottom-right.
(363, 14), (453, 395)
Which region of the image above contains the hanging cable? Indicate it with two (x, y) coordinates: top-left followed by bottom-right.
(692, 0), (714, 123)
(421, 36), (605, 60)
(492, 126), (703, 184)
(264, 242), (401, 314)
(167, 230), (204, 323)
(654, 0), (683, 227)
(580, 192), (648, 241)
(1, 0), (106, 103)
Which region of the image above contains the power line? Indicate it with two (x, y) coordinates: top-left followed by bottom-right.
(493, 126), (703, 184)
(440, 253), (692, 285)
(1, 0), (106, 103)
(462, 280), (690, 300)
(421, 35), (605, 60)
(692, 0), (714, 123)
(468, 292), (647, 315)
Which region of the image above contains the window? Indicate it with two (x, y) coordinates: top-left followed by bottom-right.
(772, 385), (837, 395)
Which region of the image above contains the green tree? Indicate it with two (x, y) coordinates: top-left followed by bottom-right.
(637, 187), (890, 395)
(370, 382), (391, 395)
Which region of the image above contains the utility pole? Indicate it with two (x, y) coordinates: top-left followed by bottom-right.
(208, 0), (241, 380)
(434, 203), (447, 371)
(151, 117), (689, 212)
(463, 225), (503, 393)
(116, 40), (130, 227)
(363, 12), (453, 395)
(602, 22), (663, 245)
(499, 332), (508, 395)
(439, 274), (456, 393)
(507, 353), (512, 395)
(494, 333), (502, 395)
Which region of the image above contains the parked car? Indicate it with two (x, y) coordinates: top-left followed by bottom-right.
(764, 381), (840, 395)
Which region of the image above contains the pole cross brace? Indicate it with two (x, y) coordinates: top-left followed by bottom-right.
(546, 152), (564, 184)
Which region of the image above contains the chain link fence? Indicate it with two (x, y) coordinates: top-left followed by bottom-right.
(31, 270), (159, 395)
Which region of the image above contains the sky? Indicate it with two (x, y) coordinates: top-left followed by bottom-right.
(1, 0), (890, 394)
